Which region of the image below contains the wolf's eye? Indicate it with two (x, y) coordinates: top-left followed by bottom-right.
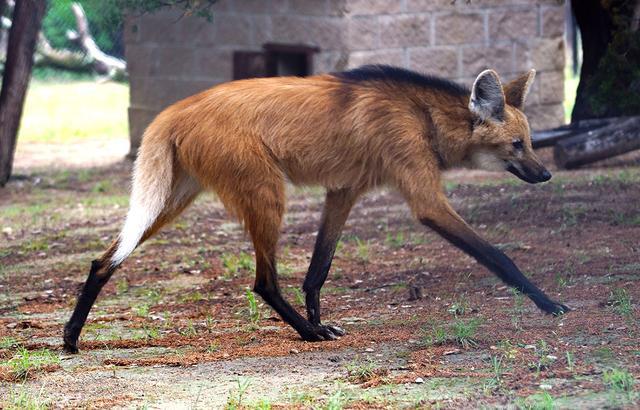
(512, 140), (524, 151)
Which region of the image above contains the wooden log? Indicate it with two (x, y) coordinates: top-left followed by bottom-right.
(531, 118), (613, 149)
(553, 116), (640, 169)
(67, 2), (126, 80)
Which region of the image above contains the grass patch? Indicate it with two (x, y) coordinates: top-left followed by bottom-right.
(422, 318), (481, 349)
(19, 80), (129, 143)
(3, 348), (60, 381)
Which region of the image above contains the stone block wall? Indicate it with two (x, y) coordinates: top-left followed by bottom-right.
(125, 0), (566, 154)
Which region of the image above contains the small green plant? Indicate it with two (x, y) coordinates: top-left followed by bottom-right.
(516, 392), (555, 410)
(510, 288), (526, 330)
(6, 348), (60, 381)
(246, 288), (261, 325)
(225, 377), (252, 409)
(451, 318), (480, 348)
(528, 340), (555, 373)
(447, 296), (469, 317)
(345, 357), (383, 383)
(422, 319), (481, 348)
(565, 351), (575, 372)
(385, 231), (405, 248)
(0, 337), (20, 349)
(292, 287), (305, 306)
(603, 368), (634, 393)
(222, 252), (255, 278)
(142, 325), (160, 339)
(133, 303), (150, 318)
(608, 288), (633, 317)
(178, 320), (197, 337)
(115, 278), (129, 295)
(5, 385), (50, 410)
(207, 340), (221, 353)
(325, 388), (348, 410)
(354, 238), (370, 263)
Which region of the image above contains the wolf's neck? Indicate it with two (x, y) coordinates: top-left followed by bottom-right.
(423, 93), (473, 170)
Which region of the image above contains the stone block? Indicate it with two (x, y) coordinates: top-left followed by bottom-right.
(347, 16), (380, 50)
(151, 46), (196, 77)
(541, 5), (565, 38)
(288, 0), (330, 16)
(435, 12), (485, 45)
(125, 45), (155, 77)
(515, 37), (565, 71)
(345, 0), (402, 16)
(128, 107), (158, 156)
(525, 102), (565, 130)
(193, 49), (234, 80)
(272, 16), (345, 49)
(138, 11), (183, 44)
(347, 49), (406, 68)
(379, 14), (431, 48)
(252, 15), (274, 45)
(408, 47), (459, 78)
(489, 7), (538, 42)
(538, 70), (564, 104)
(314, 51), (350, 73)
(461, 43), (513, 76)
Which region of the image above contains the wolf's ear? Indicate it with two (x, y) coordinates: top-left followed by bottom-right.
(503, 69), (536, 110)
(469, 69), (505, 122)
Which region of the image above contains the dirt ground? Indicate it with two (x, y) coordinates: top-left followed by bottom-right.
(0, 145), (638, 409)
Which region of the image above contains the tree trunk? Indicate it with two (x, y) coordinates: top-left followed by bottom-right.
(553, 116), (640, 169)
(571, 0), (640, 122)
(570, 0), (614, 122)
(0, 0), (46, 186)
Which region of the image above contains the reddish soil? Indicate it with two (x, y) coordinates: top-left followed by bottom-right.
(1, 149), (639, 408)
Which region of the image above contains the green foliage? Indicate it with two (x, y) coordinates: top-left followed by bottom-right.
(345, 357), (381, 383)
(603, 368), (635, 393)
(43, 0), (124, 58)
(221, 252), (255, 278)
(585, 1), (640, 117)
(516, 392), (556, 410)
(246, 288), (261, 325)
(6, 348), (60, 381)
(225, 377), (251, 410)
(422, 318), (481, 349)
(608, 288), (633, 317)
(4, 385), (50, 410)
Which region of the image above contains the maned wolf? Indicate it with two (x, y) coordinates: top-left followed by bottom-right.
(63, 65), (569, 353)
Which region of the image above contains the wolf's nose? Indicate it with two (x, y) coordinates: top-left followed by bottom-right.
(540, 169), (552, 181)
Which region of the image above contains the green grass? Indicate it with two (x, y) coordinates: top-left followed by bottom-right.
(19, 80), (129, 143)
(2, 385), (51, 410)
(603, 368), (635, 393)
(422, 318), (481, 349)
(4, 348), (60, 381)
(564, 67), (579, 123)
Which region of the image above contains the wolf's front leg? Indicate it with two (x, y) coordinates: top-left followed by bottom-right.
(302, 188), (360, 338)
(414, 193), (569, 315)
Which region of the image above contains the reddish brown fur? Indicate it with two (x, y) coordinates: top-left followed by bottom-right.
(65, 67), (567, 352)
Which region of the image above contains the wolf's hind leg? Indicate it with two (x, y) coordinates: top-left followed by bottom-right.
(63, 172), (201, 353)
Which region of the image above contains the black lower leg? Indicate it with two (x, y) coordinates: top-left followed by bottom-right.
(303, 189), (357, 326)
(63, 260), (115, 353)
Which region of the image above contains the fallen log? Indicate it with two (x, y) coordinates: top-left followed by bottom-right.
(553, 116), (640, 169)
(66, 2), (126, 80)
(531, 118), (613, 149)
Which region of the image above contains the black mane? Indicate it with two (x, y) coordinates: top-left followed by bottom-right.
(333, 65), (469, 97)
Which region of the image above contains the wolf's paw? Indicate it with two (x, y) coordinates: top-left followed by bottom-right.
(63, 326), (80, 354)
(302, 324), (345, 341)
(538, 300), (571, 316)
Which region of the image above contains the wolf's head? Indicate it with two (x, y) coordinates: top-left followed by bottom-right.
(467, 69), (551, 184)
